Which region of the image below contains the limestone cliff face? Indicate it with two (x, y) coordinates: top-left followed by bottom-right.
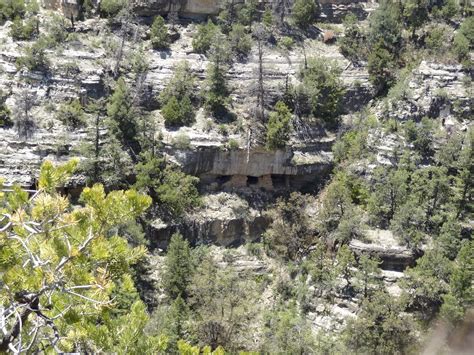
(168, 146), (333, 190)
(42, 0), (81, 18)
(148, 192), (270, 249)
(377, 61), (472, 122)
(132, 0), (220, 16)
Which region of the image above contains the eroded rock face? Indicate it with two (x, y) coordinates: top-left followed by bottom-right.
(320, 0), (369, 22)
(349, 229), (417, 271)
(0, 16), (368, 187)
(379, 61), (472, 122)
(132, 0), (220, 17)
(148, 192), (269, 250)
(168, 146), (333, 190)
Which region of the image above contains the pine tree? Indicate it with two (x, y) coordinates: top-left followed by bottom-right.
(192, 20), (218, 54)
(0, 160), (166, 353)
(298, 57), (345, 123)
(403, 0), (429, 38)
(354, 255), (381, 299)
(162, 233), (193, 299)
(151, 15), (169, 50)
(107, 77), (137, 145)
(203, 33), (230, 118)
(336, 245), (356, 292)
(344, 291), (418, 354)
(368, 0), (402, 54)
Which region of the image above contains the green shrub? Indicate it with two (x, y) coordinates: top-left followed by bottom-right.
(159, 62), (195, 127)
(99, 0), (126, 18)
(45, 13), (68, 46)
(279, 36), (294, 50)
(340, 13), (367, 63)
(26, 0), (38, 14)
(16, 36), (49, 71)
(203, 49), (230, 118)
(332, 129), (368, 163)
(439, 0), (459, 20)
(82, 0), (94, 18)
(298, 57), (345, 123)
(404, 118), (434, 157)
(157, 167), (201, 216)
(229, 23), (252, 59)
(459, 16), (474, 46)
(262, 6), (273, 28)
(425, 25), (447, 53)
(10, 15), (37, 40)
(453, 33), (470, 61)
(368, 0), (402, 54)
(192, 20), (218, 54)
(134, 154), (201, 217)
(0, 0), (25, 21)
(57, 99), (85, 130)
(0, 92), (12, 128)
(227, 138), (240, 150)
(161, 95), (194, 127)
(150, 15), (169, 50)
(173, 133), (191, 149)
(368, 41), (397, 95)
(237, 0), (258, 26)
(266, 101), (292, 150)
(107, 77), (137, 143)
(159, 61), (195, 105)
(292, 0), (319, 30)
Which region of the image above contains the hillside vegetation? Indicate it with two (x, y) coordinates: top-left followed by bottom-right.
(0, 0), (473, 353)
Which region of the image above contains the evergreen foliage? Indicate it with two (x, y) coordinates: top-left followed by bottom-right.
(0, 91), (12, 127)
(368, 41), (397, 96)
(264, 192), (314, 261)
(162, 233), (193, 299)
(344, 291), (418, 354)
(266, 101), (292, 150)
(10, 15), (37, 40)
(57, 98), (86, 130)
(292, 0), (319, 30)
(0, 0), (26, 21)
(202, 34), (231, 118)
(339, 13), (367, 63)
(402, 0), (430, 37)
(229, 23), (252, 60)
(159, 62), (195, 127)
(192, 20), (218, 54)
(151, 15), (169, 50)
(298, 58), (345, 123)
(134, 153), (201, 216)
(99, 0), (126, 18)
(16, 35), (49, 71)
(0, 160), (167, 353)
(107, 77), (138, 144)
